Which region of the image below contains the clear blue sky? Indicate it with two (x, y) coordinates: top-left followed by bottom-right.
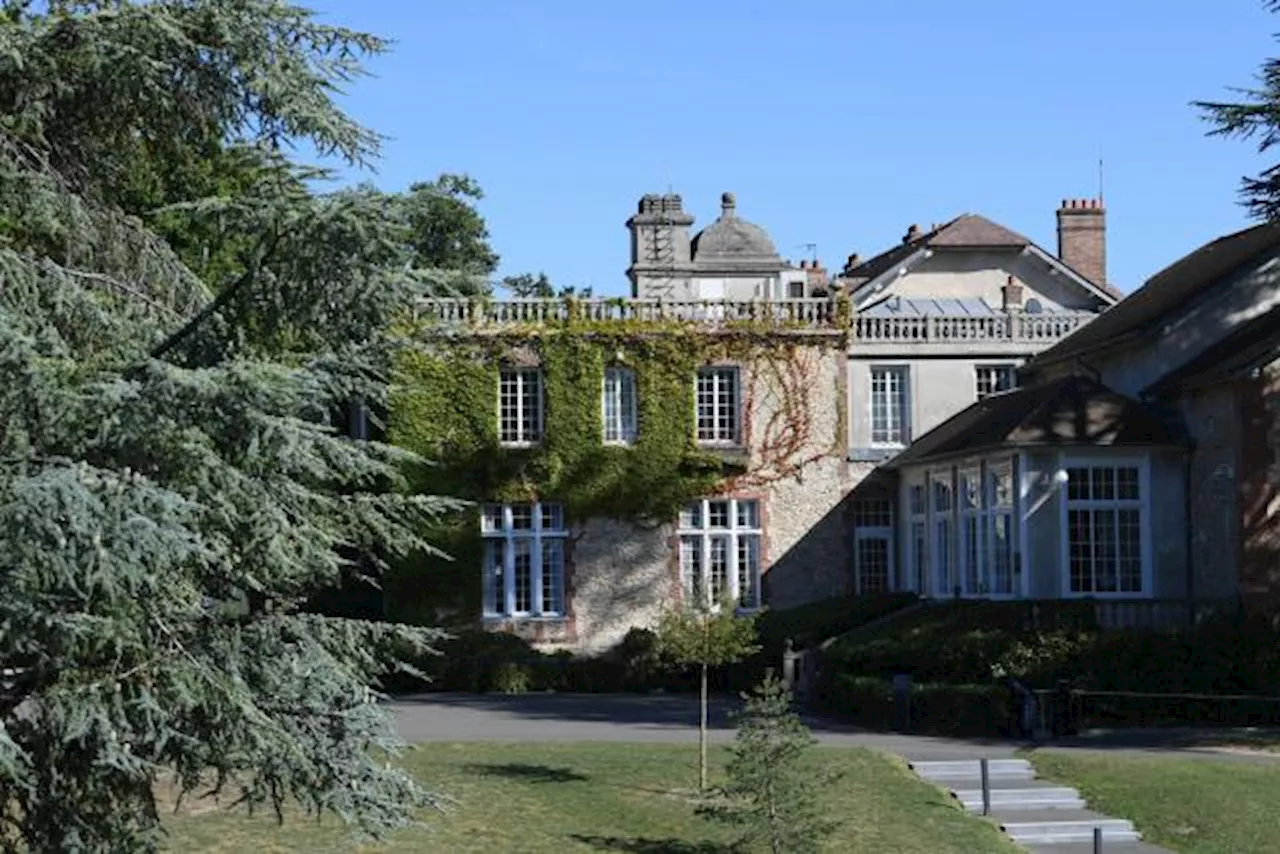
(308, 0), (1277, 297)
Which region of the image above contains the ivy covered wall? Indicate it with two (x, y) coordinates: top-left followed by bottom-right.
(385, 313), (850, 625)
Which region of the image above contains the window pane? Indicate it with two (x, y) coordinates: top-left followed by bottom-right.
(1066, 468), (1090, 501)
(522, 371), (543, 442)
(707, 501), (730, 529)
(709, 536), (729, 604)
(680, 535), (703, 604)
(1118, 508), (1142, 591)
(513, 540), (533, 613)
(738, 535), (760, 608)
(511, 505), (533, 530)
(1068, 508), (1093, 593)
(1093, 508), (1118, 592)
(540, 503), (564, 531)
(856, 537), (891, 593)
(541, 539), (564, 615)
(736, 499), (760, 529)
(484, 540), (505, 614)
(696, 367), (739, 443)
(991, 512), (1013, 594)
(499, 370), (521, 442)
(909, 484), (925, 516)
(679, 502), (703, 529)
(1092, 467), (1116, 502)
(481, 504), (504, 533)
(960, 470), (980, 510)
(1117, 467), (1140, 501)
(932, 478), (953, 512)
(604, 368), (638, 443)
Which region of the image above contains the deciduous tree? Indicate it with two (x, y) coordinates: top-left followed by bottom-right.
(654, 601), (759, 792)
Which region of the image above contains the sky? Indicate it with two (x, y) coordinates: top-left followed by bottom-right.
(306, 0), (1279, 297)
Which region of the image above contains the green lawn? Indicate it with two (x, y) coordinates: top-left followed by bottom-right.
(1027, 750), (1280, 854)
(162, 743), (1020, 853)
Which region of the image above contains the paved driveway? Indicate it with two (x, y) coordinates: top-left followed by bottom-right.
(387, 692), (1020, 760)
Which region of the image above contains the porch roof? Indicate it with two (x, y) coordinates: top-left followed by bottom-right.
(884, 375), (1185, 469)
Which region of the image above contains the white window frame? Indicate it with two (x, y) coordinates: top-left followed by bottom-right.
(678, 497), (763, 610)
(869, 365), (911, 447)
(1057, 456), (1152, 599)
(975, 364), (1017, 399)
(958, 467), (983, 596)
(695, 366), (742, 446)
(984, 460), (1017, 598)
(498, 367), (544, 446)
(481, 502), (567, 618)
(905, 478), (928, 595)
(852, 498), (895, 594)
(930, 470), (955, 597)
(602, 366), (638, 445)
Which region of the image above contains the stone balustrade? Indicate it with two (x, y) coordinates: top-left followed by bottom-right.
(411, 297), (1097, 344)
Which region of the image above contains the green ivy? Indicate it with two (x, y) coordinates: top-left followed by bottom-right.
(386, 310), (849, 622)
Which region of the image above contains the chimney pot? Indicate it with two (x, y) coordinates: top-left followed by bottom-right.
(800, 260), (808, 269)
(1001, 274), (1025, 313)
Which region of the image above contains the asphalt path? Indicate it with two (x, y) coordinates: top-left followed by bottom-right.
(387, 692), (1280, 763)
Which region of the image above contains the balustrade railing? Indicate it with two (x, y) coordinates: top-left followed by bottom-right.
(412, 297), (1097, 343)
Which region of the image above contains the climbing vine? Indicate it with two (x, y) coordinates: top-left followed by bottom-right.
(385, 305), (850, 621)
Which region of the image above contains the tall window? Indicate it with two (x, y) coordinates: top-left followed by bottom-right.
(959, 468), (982, 595)
(986, 464), (1015, 595)
(499, 368), (543, 445)
(853, 499), (893, 594)
(870, 366), (910, 446)
(482, 503), (567, 617)
(603, 366), (638, 444)
(909, 482), (928, 594)
(975, 364), (1016, 399)
(696, 366), (741, 444)
(931, 473), (954, 596)
(1065, 464), (1143, 594)
(787, 280), (806, 299)
(678, 498), (762, 609)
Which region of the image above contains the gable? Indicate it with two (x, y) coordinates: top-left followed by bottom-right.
(844, 213), (1118, 311)
(858, 247), (1111, 315)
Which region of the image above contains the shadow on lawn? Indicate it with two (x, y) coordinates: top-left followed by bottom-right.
(460, 762), (589, 783)
(570, 834), (735, 853)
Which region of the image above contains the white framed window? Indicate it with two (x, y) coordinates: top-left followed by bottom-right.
(482, 502), (567, 618)
(603, 366), (638, 444)
(907, 481), (928, 594)
(1063, 462), (1146, 595)
(959, 467), (982, 595)
(931, 472), (954, 596)
(975, 364), (1016, 399)
(499, 368), (543, 446)
(870, 366), (910, 446)
(853, 498), (894, 594)
(696, 366), (741, 445)
(678, 498), (762, 609)
(985, 462), (1016, 596)
(787, 280), (806, 299)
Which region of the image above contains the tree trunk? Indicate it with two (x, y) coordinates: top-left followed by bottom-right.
(699, 661), (708, 791)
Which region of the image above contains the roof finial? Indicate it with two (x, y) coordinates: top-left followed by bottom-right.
(721, 191), (736, 217)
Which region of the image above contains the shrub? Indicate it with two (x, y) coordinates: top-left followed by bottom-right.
(491, 661), (532, 694)
(814, 673), (1013, 737)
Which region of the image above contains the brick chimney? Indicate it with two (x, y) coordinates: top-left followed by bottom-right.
(804, 258), (827, 289)
(1001, 274), (1024, 313)
(1056, 198), (1106, 286)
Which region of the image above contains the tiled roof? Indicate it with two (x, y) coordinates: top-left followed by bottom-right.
(929, 214), (1033, 248)
(885, 375), (1184, 469)
(1030, 221), (1280, 371)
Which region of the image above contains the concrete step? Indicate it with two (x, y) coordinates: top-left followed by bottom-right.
(997, 810), (1141, 845)
(1022, 841), (1172, 854)
(952, 786), (1084, 812)
(909, 758), (1034, 782)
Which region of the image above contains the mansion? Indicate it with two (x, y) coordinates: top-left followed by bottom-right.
(396, 191), (1279, 652)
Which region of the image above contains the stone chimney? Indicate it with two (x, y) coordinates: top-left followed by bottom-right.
(1001, 274), (1025, 313)
(801, 258), (828, 289)
(1056, 198), (1106, 286)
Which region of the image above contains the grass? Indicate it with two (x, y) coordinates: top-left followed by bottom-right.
(161, 743), (1021, 853)
(1027, 749), (1280, 854)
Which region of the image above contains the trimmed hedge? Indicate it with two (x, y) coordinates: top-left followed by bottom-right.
(815, 674), (1014, 738)
(381, 593), (919, 696)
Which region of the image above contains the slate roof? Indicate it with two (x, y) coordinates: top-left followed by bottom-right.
(1031, 221), (1280, 371)
(842, 214), (1030, 284)
(885, 375), (1184, 469)
(1143, 304), (1280, 396)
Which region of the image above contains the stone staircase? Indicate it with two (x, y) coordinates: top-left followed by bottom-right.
(908, 757), (1175, 853)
